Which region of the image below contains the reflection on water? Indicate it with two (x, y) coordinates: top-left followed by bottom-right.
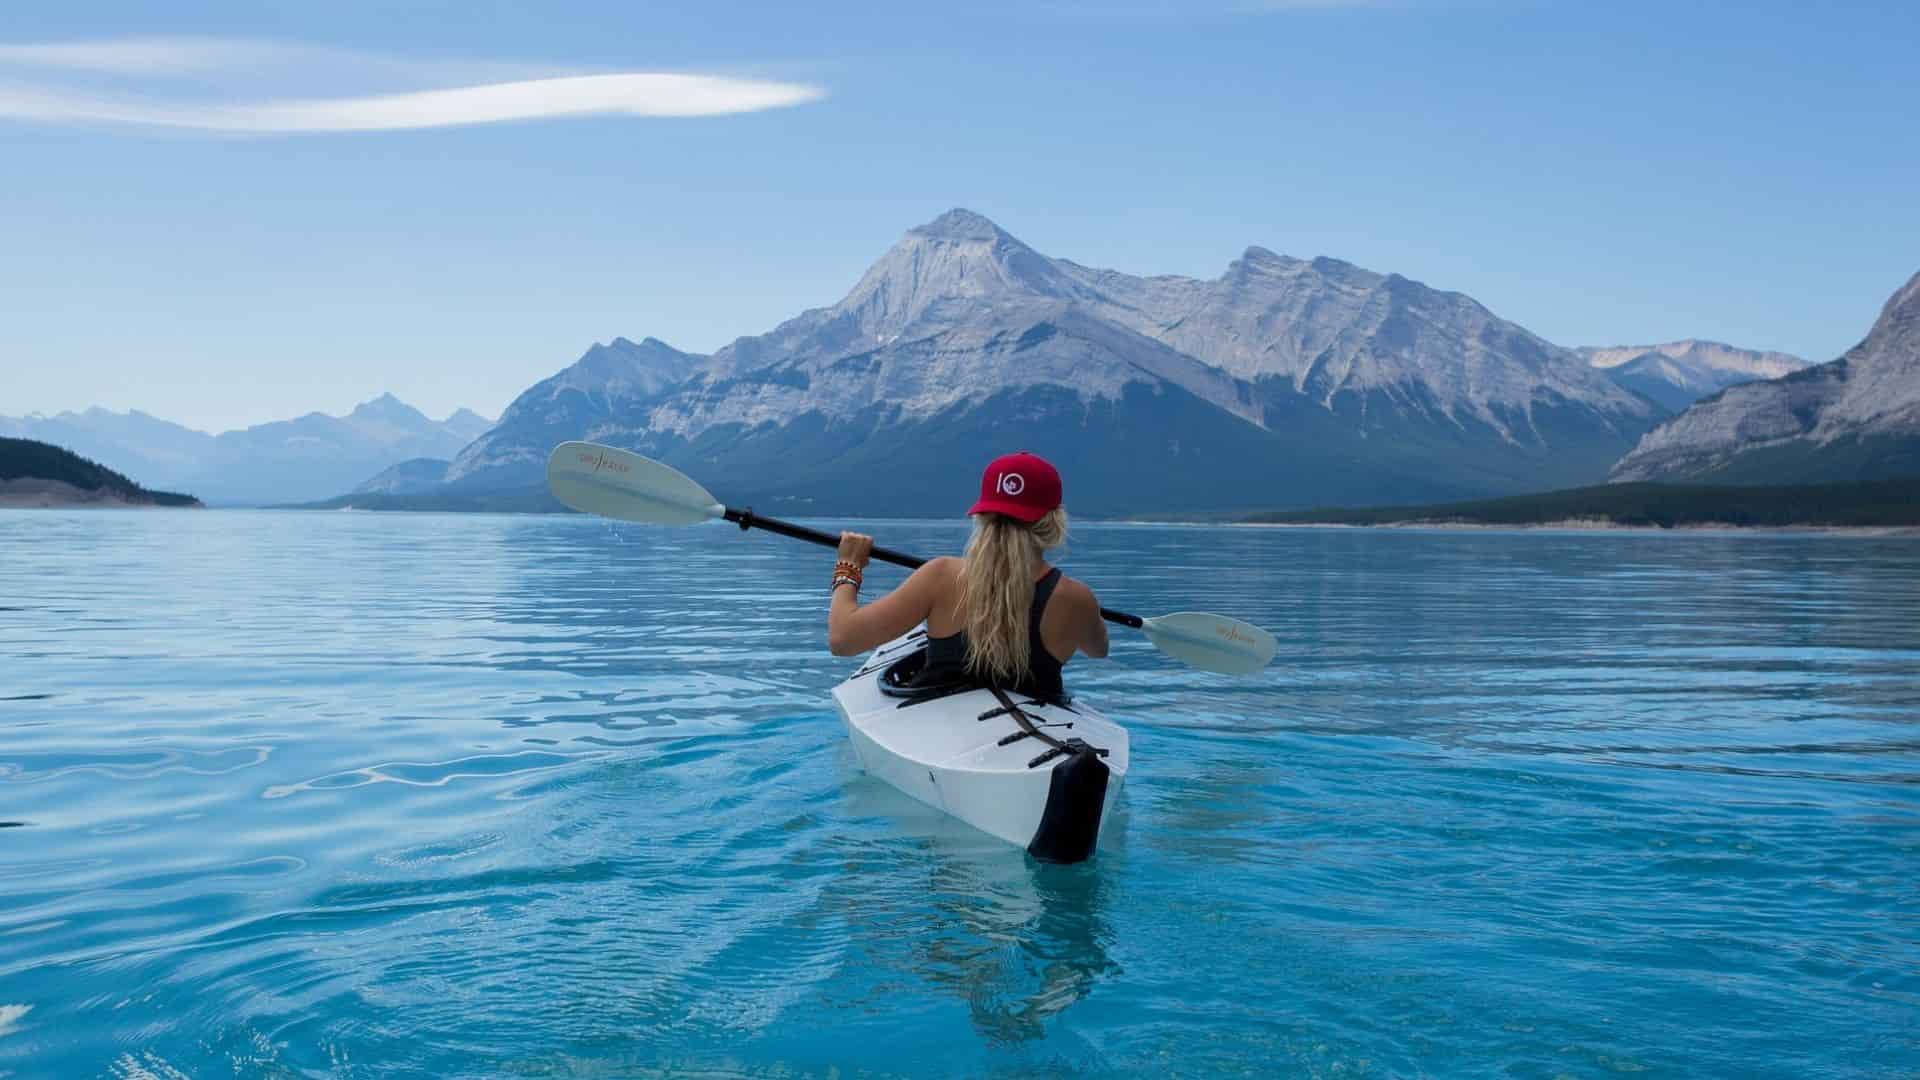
(0, 510), (1916, 1077)
(838, 778), (1120, 1045)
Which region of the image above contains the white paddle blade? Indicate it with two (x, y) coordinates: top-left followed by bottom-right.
(1140, 611), (1278, 675)
(546, 442), (724, 526)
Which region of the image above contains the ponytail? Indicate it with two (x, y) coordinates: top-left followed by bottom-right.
(959, 508), (1068, 685)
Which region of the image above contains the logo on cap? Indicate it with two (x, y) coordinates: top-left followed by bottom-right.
(968, 450), (1061, 523)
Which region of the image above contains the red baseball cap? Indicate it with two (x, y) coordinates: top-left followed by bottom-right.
(968, 451), (1062, 523)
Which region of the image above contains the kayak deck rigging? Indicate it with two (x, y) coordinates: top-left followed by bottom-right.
(832, 628), (1129, 863)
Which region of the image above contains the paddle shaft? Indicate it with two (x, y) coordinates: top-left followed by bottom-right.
(721, 506), (1147, 630)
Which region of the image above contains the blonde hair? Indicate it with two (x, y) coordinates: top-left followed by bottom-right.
(959, 508), (1069, 685)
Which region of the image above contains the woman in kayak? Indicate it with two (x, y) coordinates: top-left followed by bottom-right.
(827, 451), (1108, 701)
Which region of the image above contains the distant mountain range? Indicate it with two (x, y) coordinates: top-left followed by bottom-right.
(1612, 271), (1920, 483)
(0, 396), (494, 506)
(1577, 340), (1810, 412)
(435, 209), (1666, 516)
(19, 211), (1906, 516)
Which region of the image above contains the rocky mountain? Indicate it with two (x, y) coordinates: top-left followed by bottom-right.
(445, 337), (704, 491)
(1577, 340), (1810, 412)
(445, 209), (1659, 515)
(1064, 246), (1649, 438)
(0, 397), (495, 506)
(1610, 271), (1920, 483)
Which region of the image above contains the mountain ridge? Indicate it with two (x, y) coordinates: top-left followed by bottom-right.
(1610, 271), (1920, 483)
(0, 397), (495, 506)
(1576, 339), (1811, 412)
(439, 209), (1667, 515)
(446, 337), (703, 490)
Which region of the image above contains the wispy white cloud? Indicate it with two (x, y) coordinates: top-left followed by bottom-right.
(0, 73), (825, 132)
(0, 37), (825, 134)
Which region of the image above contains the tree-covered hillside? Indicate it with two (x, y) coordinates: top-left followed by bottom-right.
(1245, 478), (1920, 529)
(0, 437), (201, 506)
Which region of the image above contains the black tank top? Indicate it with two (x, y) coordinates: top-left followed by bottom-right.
(922, 567), (1067, 702)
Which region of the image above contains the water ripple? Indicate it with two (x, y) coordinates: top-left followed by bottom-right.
(0, 512), (1915, 1077)
(260, 749), (600, 800)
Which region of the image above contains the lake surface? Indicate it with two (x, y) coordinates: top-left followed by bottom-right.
(1, 510), (1916, 1078)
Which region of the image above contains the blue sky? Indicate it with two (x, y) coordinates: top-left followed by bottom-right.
(3, 1), (1916, 432)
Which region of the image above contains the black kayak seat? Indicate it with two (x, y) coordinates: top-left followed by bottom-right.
(877, 647), (981, 707)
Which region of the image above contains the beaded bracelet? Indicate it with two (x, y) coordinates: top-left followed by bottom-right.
(832, 560), (863, 592)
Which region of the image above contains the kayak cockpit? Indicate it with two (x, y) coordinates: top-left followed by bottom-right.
(833, 629), (1128, 862)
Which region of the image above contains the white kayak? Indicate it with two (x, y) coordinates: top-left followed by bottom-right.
(832, 629), (1130, 862)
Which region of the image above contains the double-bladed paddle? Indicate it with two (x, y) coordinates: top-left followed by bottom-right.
(546, 441), (1278, 675)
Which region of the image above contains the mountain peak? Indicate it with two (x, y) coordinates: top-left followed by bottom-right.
(1227, 246), (1304, 276)
(443, 407), (493, 430)
(831, 209), (1084, 336)
(1311, 254), (1376, 282)
(1881, 269), (1920, 322)
(910, 208), (1012, 242)
(349, 393), (427, 421)
(527, 335), (704, 406)
(583, 336), (691, 360)
(1223, 248), (1381, 291)
(1840, 267), (1920, 376)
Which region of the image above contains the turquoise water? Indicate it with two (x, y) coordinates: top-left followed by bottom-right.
(2, 510), (1917, 1078)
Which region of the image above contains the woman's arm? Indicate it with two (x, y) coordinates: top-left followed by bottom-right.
(1078, 582), (1110, 659)
(827, 533), (947, 656)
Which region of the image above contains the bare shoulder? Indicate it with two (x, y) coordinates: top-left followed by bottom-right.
(923, 555), (963, 579)
(910, 555), (963, 596)
(1056, 574), (1100, 612)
